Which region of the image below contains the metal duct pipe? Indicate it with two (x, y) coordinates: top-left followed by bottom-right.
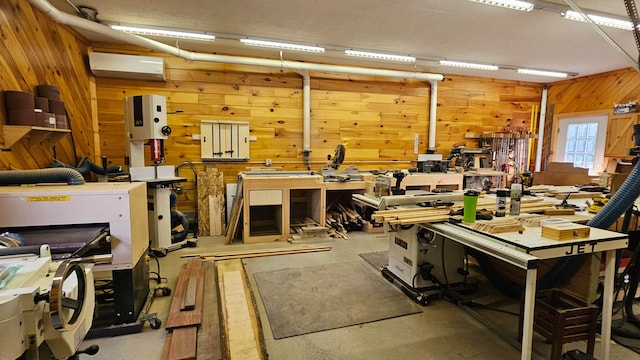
(30, 0), (445, 157)
(428, 81), (438, 151)
(296, 70), (312, 170)
(0, 168), (85, 185)
(30, 0), (443, 82)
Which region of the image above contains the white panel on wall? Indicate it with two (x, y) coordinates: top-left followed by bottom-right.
(201, 120), (250, 161)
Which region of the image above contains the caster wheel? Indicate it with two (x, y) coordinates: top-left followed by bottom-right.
(149, 318), (162, 329)
(161, 287), (172, 296)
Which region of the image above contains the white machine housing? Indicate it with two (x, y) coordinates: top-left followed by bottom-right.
(0, 246), (95, 359)
(124, 94), (186, 251)
(125, 94), (168, 169)
(388, 225), (466, 290)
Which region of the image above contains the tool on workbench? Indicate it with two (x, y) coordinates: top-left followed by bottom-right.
(587, 196), (609, 214)
(518, 170), (534, 187)
(392, 170), (406, 195)
(416, 200), (455, 208)
(555, 192), (587, 212)
(451, 207), (493, 221)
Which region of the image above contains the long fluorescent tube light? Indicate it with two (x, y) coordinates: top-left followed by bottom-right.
(110, 25), (215, 41)
(439, 60), (499, 71)
(344, 50), (416, 62)
(517, 68), (568, 78)
(467, 0), (534, 12)
(561, 10), (633, 31)
(240, 39), (325, 53)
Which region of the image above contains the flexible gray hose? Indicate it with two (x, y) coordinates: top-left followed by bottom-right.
(588, 161), (640, 229)
(0, 168), (85, 185)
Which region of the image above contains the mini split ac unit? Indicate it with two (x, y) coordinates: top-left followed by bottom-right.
(88, 52), (166, 81)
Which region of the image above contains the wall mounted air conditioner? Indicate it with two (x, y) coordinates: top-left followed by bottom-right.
(88, 52), (166, 81)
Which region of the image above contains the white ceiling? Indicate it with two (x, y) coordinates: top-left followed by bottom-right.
(47, 0), (640, 83)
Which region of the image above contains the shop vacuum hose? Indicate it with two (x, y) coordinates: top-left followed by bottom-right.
(0, 168), (84, 185)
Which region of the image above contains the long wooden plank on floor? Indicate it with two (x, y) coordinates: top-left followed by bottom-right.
(182, 245), (331, 259)
(168, 327), (198, 360)
(217, 259), (264, 360)
(197, 261), (223, 360)
(166, 259), (205, 329)
(162, 332), (173, 360)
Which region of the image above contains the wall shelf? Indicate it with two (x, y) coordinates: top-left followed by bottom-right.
(2, 125), (71, 148)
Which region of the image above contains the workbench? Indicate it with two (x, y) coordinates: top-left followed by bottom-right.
(424, 221), (627, 360)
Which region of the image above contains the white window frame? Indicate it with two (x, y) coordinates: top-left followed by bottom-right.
(551, 111), (608, 176)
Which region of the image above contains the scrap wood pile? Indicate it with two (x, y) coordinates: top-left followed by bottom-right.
(290, 218), (328, 240)
(372, 197), (567, 226)
(326, 202), (364, 239)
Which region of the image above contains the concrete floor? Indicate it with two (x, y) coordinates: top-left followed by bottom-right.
(82, 231), (640, 360)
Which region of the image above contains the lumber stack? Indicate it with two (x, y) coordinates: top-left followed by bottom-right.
(372, 208), (451, 225)
(325, 202), (364, 239)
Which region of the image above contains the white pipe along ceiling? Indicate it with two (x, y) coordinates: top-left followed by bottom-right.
(29, 0), (445, 157)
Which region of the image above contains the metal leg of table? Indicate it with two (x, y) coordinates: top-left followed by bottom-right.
(600, 249), (616, 360)
(521, 267), (537, 360)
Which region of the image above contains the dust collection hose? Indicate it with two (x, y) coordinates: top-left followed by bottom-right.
(50, 157), (124, 176)
(475, 160), (640, 298)
(0, 168), (84, 185)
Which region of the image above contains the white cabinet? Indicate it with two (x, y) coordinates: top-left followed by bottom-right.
(201, 120), (249, 161)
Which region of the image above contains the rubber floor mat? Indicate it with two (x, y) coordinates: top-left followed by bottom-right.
(253, 260), (421, 339)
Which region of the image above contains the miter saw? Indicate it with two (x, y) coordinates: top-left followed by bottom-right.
(322, 144), (362, 182)
(0, 244), (100, 360)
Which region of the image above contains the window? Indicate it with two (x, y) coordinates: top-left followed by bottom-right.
(554, 114), (607, 176)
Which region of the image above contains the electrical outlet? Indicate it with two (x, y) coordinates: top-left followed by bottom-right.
(192, 133), (201, 140)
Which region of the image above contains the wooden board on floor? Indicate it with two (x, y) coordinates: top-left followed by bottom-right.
(166, 259), (205, 329)
(197, 261), (223, 360)
(186, 245), (331, 259)
(217, 259), (264, 360)
(225, 178), (243, 245)
(168, 327), (198, 360)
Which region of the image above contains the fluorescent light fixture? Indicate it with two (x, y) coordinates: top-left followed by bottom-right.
(561, 10), (633, 30)
(240, 39), (325, 53)
(110, 25), (215, 41)
(344, 50), (416, 62)
(439, 60), (499, 71)
(517, 68), (568, 78)
(467, 0), (534, 12)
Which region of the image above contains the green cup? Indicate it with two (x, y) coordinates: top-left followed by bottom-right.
(463, 190), (479, 223)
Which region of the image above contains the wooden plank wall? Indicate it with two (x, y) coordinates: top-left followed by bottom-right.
(0, 0), (97, 171)
(91, 43), (543, 210)
(543, 67), (640, 166)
